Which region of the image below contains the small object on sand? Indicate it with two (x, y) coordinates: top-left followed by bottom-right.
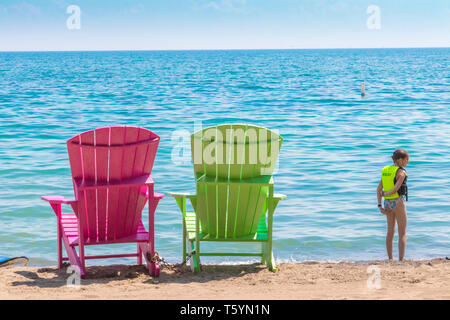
(446, 257), (450, 260)
(125, 271), (139, 279)
(0, 256), (29, 267)
(361, 82), (366, 97)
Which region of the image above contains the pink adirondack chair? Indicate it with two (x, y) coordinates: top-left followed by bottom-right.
(41, 126), (164, 278)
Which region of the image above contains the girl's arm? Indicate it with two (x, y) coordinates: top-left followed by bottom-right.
(377, 179), (388, 214)
(377, 179), (383, 205)
(383, 170), (406, 197)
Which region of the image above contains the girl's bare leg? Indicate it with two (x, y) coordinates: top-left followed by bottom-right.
(385, 210), (396, 261)
(394, 199), (407, 261)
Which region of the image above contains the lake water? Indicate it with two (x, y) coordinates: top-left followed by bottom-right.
(0, 48), (449, 266)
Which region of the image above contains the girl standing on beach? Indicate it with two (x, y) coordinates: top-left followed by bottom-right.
(377, 149), (409, 261)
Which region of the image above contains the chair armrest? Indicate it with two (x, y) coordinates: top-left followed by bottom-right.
(167, 192), (196, 198)
(146, 192), (165, 200)
(168, 192), (196, 215)
(41, 196), (77, 205)
(274, 193), (287, 200)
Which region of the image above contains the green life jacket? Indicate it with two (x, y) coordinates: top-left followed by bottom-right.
(381, 165), (408, 200)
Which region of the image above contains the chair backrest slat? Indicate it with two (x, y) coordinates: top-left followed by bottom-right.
(130, 129), (155, 233)
(95, 127), (110, 241)
(116, 127), (139, 238)
(80, 130), (97, 240)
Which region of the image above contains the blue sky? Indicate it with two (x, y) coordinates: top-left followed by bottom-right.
(0, 0), (449, 51)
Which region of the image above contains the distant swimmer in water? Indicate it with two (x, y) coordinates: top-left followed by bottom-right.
(377, 149), (409, 262)
(361, 82), (366, 97)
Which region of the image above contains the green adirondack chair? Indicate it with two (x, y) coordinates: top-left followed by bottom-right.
(168, 124), (286, 272)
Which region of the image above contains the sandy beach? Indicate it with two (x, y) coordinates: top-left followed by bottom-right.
(1, 258), (449, 300)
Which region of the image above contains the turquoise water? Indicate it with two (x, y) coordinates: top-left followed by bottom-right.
(0, 48), (449, 266)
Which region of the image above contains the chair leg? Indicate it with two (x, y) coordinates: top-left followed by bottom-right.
(182, 222), (187, 264)
(137, 243), (142, 265)
(261, 242), (266, 265)
(62, 237), (86, 279)
(194, 217), (201, 272)
(55, 206), (63, 269)
(78, 244), (87, 278)
(187, 238), (194, 272)
(192, 241), (200, 273)
(266, 187), (277, 272)
(55, 201), (84, 278)
(149, 240), (160, 277)
(57, 234), (63, 269)
(140, 242), (160, 277)
(147, 195), (161, 277)
(187, 236), (200, 273)
(266, 243), (277, 272)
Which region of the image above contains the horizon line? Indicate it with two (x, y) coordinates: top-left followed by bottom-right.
(1, 46), (449, 53)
